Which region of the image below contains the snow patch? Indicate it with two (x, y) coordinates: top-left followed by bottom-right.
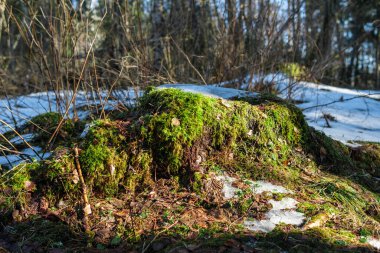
(215, 174), (239, 199)
(0, 146), (51, 167)
(368, 237), (380, 250)
(9, 133), (35, 145)
(80, 123), (94, 138)
(243, 219), (276, 233)
(158, 84), (256, 99)
(215, 175), (292, 199)
(214, 173), (304, 233)
(241, 73), (380, 145)
(0, 88), (143, 134)
(243, 210), (305, 233)
(266, 210), (305, 225)
(269, 198), (298, 210)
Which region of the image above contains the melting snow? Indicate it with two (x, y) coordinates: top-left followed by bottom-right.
(1, 75), (380, 167)
(244, 219), (276, 233)
(9, 133), (35, 145)
(80, 123), (94, 138)
(244, 209), (305, 233)
(269, 198), (298, 210)
(215, 174), (293, 200)
(234, 73), (380, 145)
(215, 175), (292, 199)
(243, 198), (304, 233)
(160, 75), (380, 146)
(0, 88), (143, 134)
(215, 173), (305, 233)
(0, 146), (51, 167)
(158, 84), (255, 99)
(215, 174), (239, 199)
(368, 237), (380, 250)
(266, 210), (305, 225)
(0, 88), (142, 167)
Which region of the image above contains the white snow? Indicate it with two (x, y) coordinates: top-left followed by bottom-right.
(266, 210), (305, 225)
(244, 219), (276, 233)
(1, 74), (380, 167)
(243, 207), (305, 233)
(9, 133), (35, 145)
(215, 174), (292, 199)
(215, 174), (239, 199)
(269, 198), (298, 210)
(160, 74), (380, 145)
(0, 146), (51, 167)
(236, 73), (380, 145)
(0, 88), (142, 167)
(214, 173), (304, 233)
(0, 88), (143, 134)
(368, 237), (380, 250)
(158, 84), (256, 99)
(243, 197), (304, 233)
(80, 123), (94, 138)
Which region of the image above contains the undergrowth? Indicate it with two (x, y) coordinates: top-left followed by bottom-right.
(0, 88), (379, 251)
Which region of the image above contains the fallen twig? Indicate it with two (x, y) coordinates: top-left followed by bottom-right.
(74, 146), (92, 234)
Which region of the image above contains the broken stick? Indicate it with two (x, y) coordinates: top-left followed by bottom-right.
(74, 146), (91, 233)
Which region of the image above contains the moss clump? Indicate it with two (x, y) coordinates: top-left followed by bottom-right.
(281, 62), (309, 81)
(313, 178), (366, 212)
(0, 162), (39, 214)
(79, 120), (153, 196)
(308, 130), (353, 171)
(137, 88), (250, 176)
(192, 172), (204, 195)
(1, 88), (379, 250)
(22, 112), (84, 146)
(136, 89), (312, 187)
(351, 143), (380, 178)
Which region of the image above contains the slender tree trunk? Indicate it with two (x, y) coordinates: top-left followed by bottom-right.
(152, 0), (164, 71)
(376, 29), (380, 88)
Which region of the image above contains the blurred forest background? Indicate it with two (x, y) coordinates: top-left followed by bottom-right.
(0, 0), (379, 96)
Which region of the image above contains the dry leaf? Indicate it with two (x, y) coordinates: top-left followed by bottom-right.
(72, 169), (79, 184)
(303, 212), (330, 230)
(220, 99), (232, 108)
(109, 164), (116, 176)
(83, 204), (92, 215)
(171, 117), (180, 126)
(24, 180), (36, 192)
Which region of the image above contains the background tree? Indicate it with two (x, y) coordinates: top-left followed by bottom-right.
(1, 0), (380, 97)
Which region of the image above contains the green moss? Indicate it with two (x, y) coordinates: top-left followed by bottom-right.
(306, 227), (357, 245)
(42, 152), (81, 201)
(193, 172), (203, 195)
(29, 112), (74, 139)
(313, 178), (366, 212)
(138, 88), (246, 175)
(79, 121), (129, 196)
(351, 143), (380, 178)
(137, 89), (314, 186)
(0, 162), (40, 211)
(281, 63), (309, 81)
(1, 88), (380, 250)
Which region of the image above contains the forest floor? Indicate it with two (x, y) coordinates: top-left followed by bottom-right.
(0, 75), (380, 252)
